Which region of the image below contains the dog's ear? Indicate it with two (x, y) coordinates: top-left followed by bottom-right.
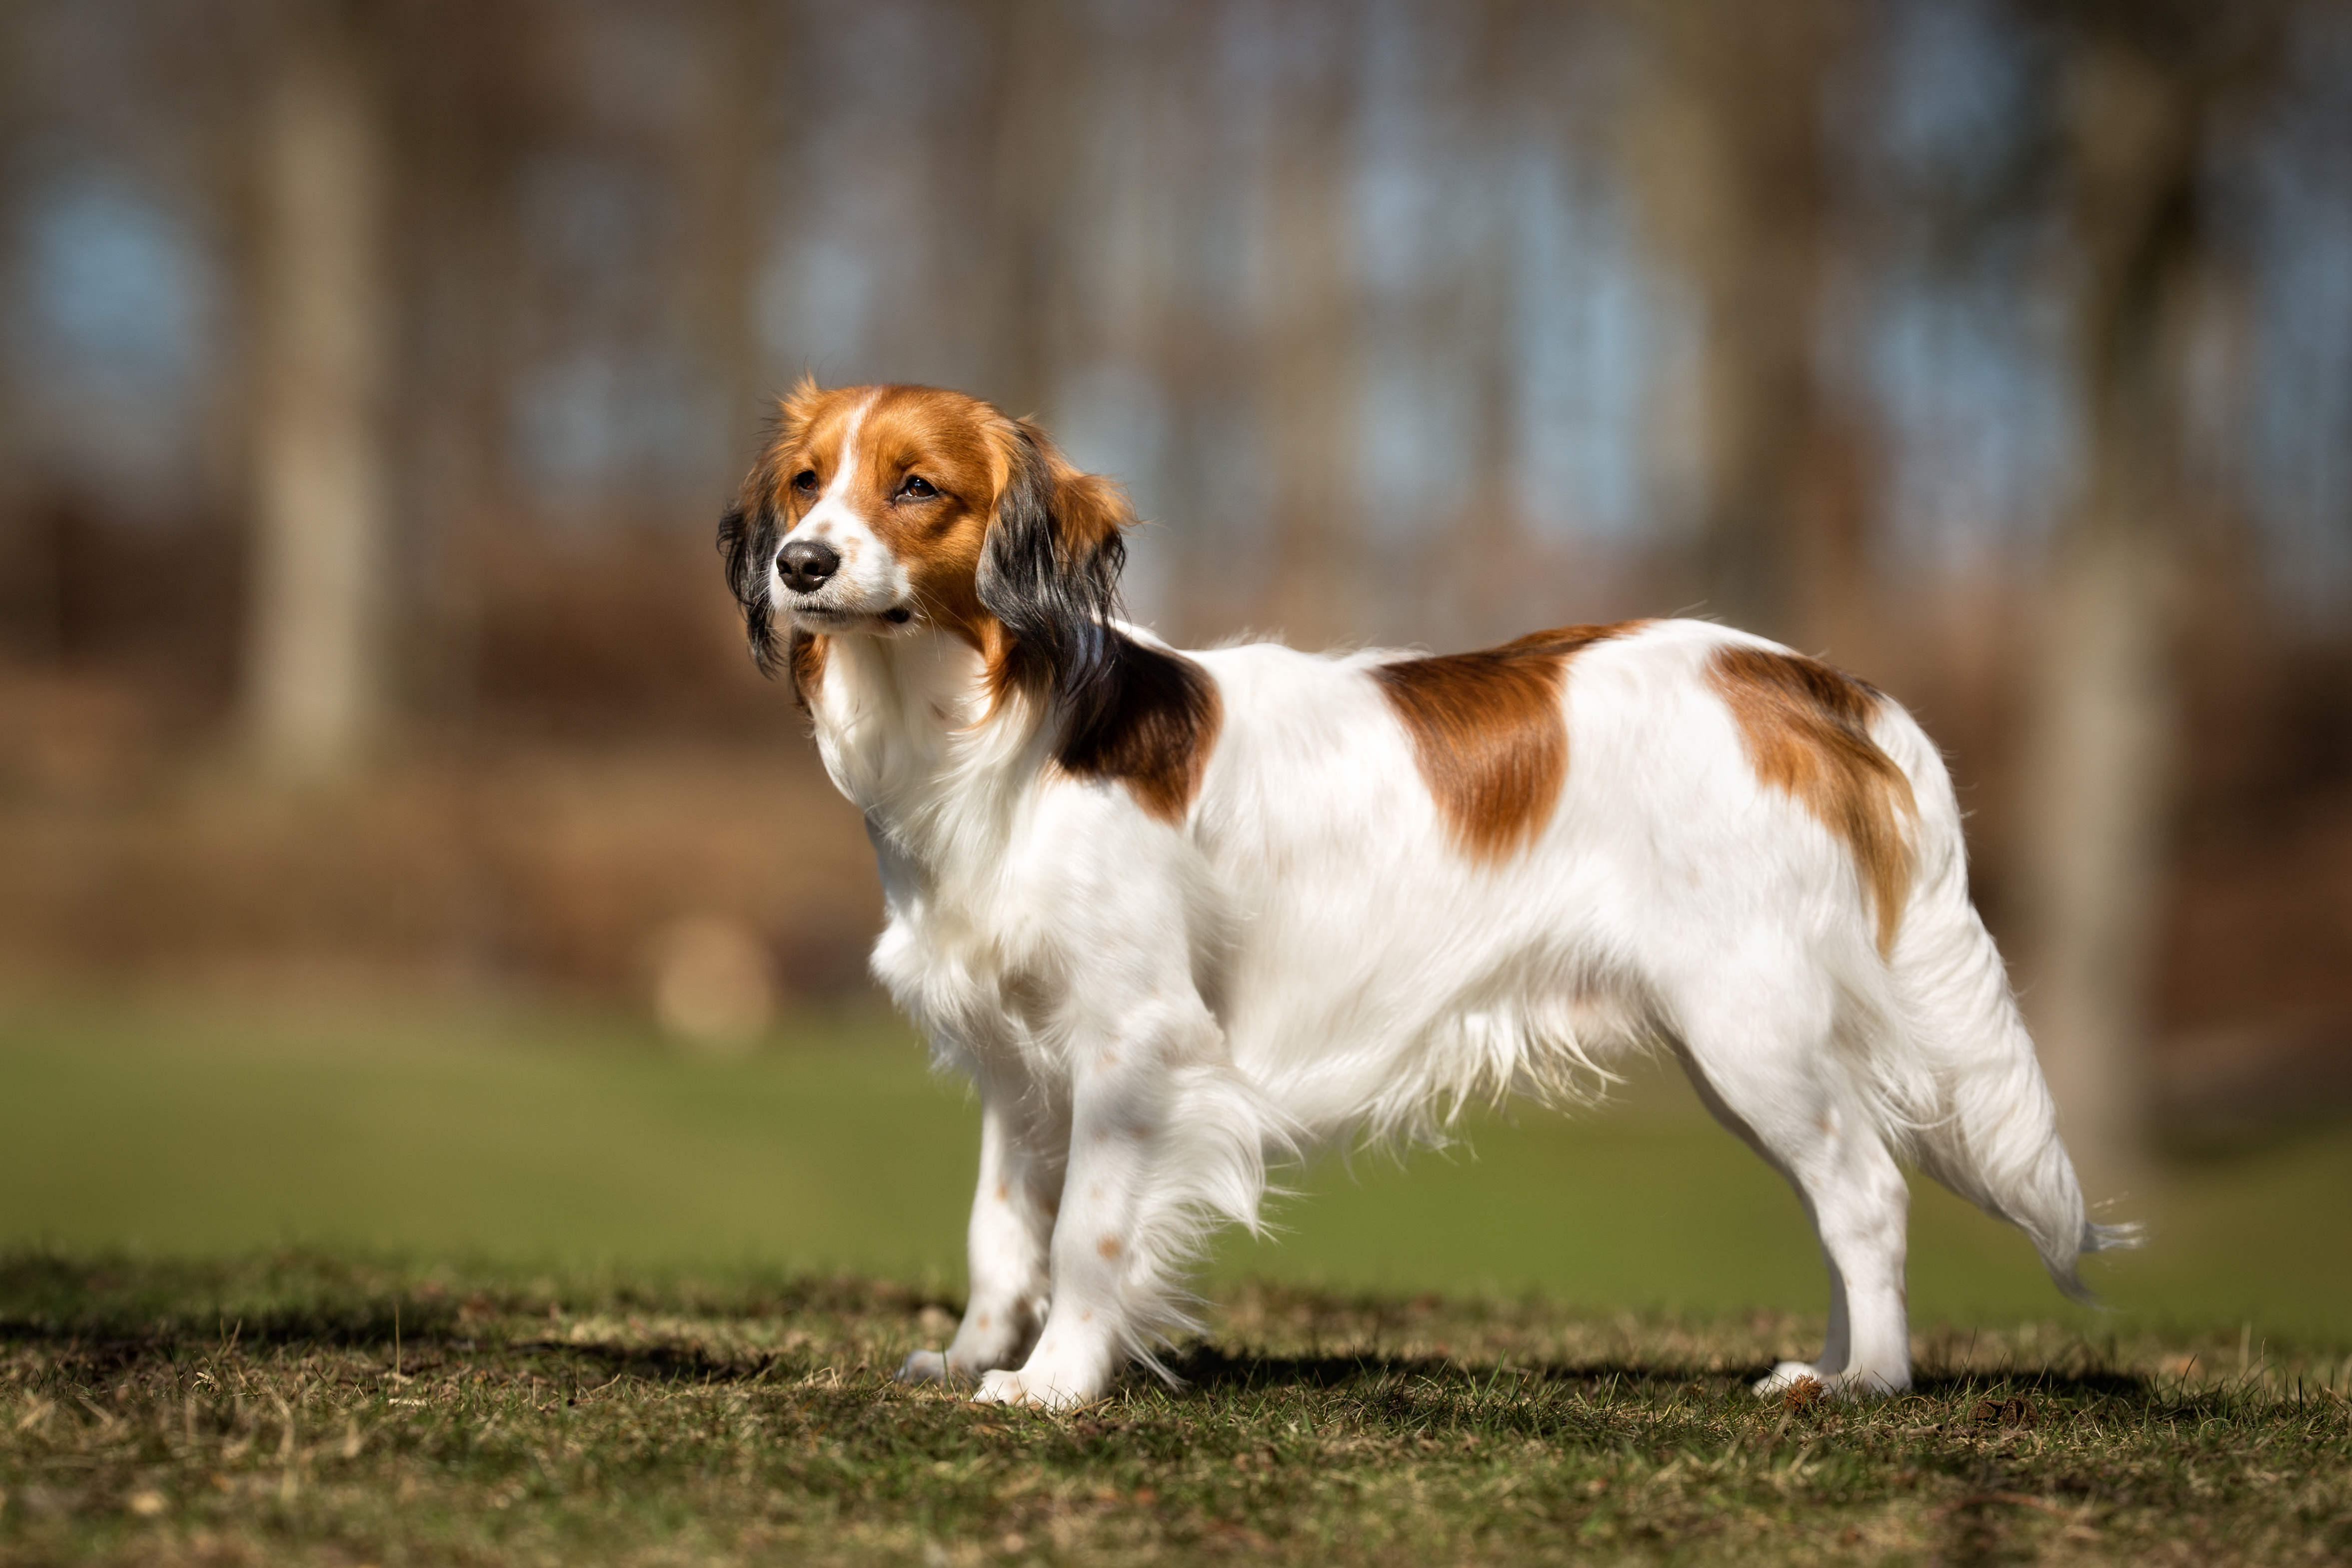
(717, 499), (782, 676)
(978, 419), (1132, 719)
(719, 376), (829, 678)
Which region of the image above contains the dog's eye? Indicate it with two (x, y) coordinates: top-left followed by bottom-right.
(897, 474), (938, 501)
(791, 469), (818, 495)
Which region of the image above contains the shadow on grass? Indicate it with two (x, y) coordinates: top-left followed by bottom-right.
(0, 1248), (954, 1357)
(2, 1249), (2177, 1411)
(1169, 1342), (2154, 1404)
(0, 1251), (453, 1348)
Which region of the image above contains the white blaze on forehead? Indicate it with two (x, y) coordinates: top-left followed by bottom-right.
(774, 388), (910, 615)
(792, 391), (877, 543)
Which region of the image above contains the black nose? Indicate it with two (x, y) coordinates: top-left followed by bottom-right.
(777, 538), (840, 593)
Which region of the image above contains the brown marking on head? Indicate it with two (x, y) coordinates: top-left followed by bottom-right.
(1374, 622), (1648, 863)
(726, 382), (1007, 655)
(727, 379), (1219, 821)
(1706, 645), (1918, 955)
(749, 380), (1021, 646)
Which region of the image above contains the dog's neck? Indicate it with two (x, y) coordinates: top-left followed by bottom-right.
(804, 624), (1048, 872)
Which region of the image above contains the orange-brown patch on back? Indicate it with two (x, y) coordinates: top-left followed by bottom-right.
(1374, 622), (1646, 864)
(1707, 645), (1918, 956)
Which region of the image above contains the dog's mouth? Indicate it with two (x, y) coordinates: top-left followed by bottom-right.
(788, 598), (914, 629)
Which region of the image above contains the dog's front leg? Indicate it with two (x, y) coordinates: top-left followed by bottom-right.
(972, 995), (1258, 1410)
(898, 1088), (1062, 1388)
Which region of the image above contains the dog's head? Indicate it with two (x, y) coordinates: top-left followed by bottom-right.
(718, 380), (1135, 711)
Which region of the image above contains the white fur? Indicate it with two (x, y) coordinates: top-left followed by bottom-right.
(772, 429), (2129, 1409)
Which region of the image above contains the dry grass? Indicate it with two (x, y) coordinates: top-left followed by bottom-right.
(2, 1253), (2346, 1566)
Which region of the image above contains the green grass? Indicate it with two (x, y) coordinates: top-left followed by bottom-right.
(0, 997), (973, 1282)
(0, 993), (2347, 1339)
(0, 995), (2349, 1563)
(0, 1254), (2347, 1566)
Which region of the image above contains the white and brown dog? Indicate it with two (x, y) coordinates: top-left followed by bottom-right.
(718, 379), (2133, 1409)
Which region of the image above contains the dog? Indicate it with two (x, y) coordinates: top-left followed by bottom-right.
(717, 378), (2135, 1409)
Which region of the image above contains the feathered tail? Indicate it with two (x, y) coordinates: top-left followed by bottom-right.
(1866, 713), (2143, 1300)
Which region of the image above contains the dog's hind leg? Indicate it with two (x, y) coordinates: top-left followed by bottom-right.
(1667, 962), (1914, 1398)
(898, 1085), (1065, 1388)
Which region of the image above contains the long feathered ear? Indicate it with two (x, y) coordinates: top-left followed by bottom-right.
(718, 375), (828, 680)
(717, 499), (782, 676)
(977, 420), (1132, 722)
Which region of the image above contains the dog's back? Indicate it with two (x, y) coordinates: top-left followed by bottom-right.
(1185, 618), (2122, 1292)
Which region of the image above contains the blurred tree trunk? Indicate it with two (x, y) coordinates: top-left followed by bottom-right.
(2010, 5), (2290, 1193)
(2010, 30), (2209, 1194)
(979, 0), (1078, 420)
(243, 0), (393, 782)
(694, 0), (774, 477)
(0, 4), (31, 657)
(1434, 0), (1536, 649)
(1121, 9), (1225, 642)
(1258, 34), (1359, 650)
(1438, 211), (1524, 647)
(393, 2), (530, 729)
(1621, 0), (1857, 647)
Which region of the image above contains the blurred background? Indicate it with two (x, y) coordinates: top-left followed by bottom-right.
(1, 0), (2349, 1339)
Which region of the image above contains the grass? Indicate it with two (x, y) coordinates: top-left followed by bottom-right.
(1, 1253), (2348, 1566)
(0, 992), (2349, 1562)
(1, 993), (2349, 1337)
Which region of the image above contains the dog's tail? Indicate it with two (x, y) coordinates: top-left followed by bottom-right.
(1865, 713), (2143, 1302)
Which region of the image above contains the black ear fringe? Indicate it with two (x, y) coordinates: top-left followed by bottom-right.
(717, 501), (784, 677)
(976, 427), (1127, 734)
(1056, 631), (1220, 810)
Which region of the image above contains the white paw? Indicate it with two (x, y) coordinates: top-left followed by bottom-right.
(1753, 1361), (1908, 1400)
(1753, 1360), (1825, 1396)
(972, 1367), (1099, 1411)
(897, 1349), (953, 1385)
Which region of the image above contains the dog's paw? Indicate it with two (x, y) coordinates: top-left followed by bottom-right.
(971, 1367), (1098, 1411)
(897, 1349), (954, 1386)
(1753, 1360), (1825, 1396)
(1752, 1361), (1908, 1400)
